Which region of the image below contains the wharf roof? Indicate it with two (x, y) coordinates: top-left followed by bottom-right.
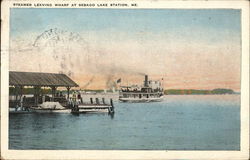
(9, 71), (79, 87)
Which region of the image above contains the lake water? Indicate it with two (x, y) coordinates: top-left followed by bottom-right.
(9, 95), (240, 150)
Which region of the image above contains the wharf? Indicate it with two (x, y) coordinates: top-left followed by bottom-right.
(71, 99), (115, 114)
(10, 98), (115, 115)
(9, 71), (115, 115)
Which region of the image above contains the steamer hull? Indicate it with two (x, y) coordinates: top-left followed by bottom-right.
(119, 96), (164, 103)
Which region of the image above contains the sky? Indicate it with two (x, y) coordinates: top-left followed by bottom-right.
(10, 9), (241, 91)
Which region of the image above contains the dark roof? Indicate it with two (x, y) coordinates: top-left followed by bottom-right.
(9, 71), (78, 87)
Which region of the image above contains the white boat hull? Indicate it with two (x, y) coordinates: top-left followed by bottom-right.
(9, 108), (71, 113)
(29, 109), (71, 113)
(119, 96), (164, 103)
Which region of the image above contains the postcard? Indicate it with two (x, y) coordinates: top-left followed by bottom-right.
(1, 0), (249, 159)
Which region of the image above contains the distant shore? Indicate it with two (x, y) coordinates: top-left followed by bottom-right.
(164, 88), (238, 95)
(9, 87), (238, 95)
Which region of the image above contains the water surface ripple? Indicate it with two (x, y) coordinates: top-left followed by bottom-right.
(9, 95), (240, 150)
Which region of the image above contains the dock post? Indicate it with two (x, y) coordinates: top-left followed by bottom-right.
(90, 98), (93, 104)
(66, 87), (71, 100)
(102, 98), (105, 104)
(50, 86), (57, 102)
(109, 98), (114, 114)
(20, 86), (24, 110)
(110, 98), (113, 107)
(96, 98), (99, 104)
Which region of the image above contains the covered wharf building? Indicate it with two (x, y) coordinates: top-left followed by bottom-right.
(9, 71), (79, 107)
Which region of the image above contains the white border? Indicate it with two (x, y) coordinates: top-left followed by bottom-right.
(1, 1), (249, 159)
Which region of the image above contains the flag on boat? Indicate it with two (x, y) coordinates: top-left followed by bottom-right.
(117, 78), (121, 83)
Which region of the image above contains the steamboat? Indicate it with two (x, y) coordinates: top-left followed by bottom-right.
(119, 75), (164, 103)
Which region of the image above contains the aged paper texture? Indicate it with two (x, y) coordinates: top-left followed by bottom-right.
(1, 0), (249, 159)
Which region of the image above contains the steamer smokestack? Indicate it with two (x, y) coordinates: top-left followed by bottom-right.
(144, 75), (149, 87)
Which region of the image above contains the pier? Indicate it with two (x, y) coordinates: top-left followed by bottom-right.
(9, 71), (115, 114)
(71, 98), (114, 114)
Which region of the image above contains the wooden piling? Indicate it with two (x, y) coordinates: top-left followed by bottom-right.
(96, 98), (99, 104)
(90, 98), (93, 104)
(102, 98), (105, 104)
(66, 87), (71, 100)
(109, 98), (114, 114)
(110, 98), (113, 107)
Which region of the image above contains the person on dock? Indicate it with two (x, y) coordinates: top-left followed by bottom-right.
(72, 91), (77, 102)
(56, 92), (59, 97)
(68, 97), (73, 108)
(59, 91), (63, 97)
(20, 95), (24, 110)
(77, 92), (82, 104)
